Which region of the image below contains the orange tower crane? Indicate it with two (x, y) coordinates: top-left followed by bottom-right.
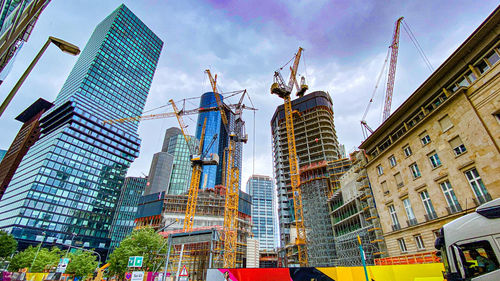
(270, 47), (309, 267)
(205, 69), (248, 268)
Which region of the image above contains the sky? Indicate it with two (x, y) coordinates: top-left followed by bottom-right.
(0, 0), (498, 191)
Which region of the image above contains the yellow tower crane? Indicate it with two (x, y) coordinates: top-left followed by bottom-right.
(170, 99), (219, 232)
(205, 69), (248, 268)
(270, 47), (309, 267)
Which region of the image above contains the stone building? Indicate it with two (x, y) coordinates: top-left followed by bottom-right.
(359, 7), (500, 258)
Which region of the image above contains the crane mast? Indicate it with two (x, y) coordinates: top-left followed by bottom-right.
(205, 69), (248, 268)
(271, 47), (308, 266)
(170, 99), (219, 232)
(383, 17), (404, 121)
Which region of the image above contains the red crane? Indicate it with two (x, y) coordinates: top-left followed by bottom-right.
(382, 17), (404, 121)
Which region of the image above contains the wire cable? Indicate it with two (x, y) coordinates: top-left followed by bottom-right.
(402, 20), (434, 72)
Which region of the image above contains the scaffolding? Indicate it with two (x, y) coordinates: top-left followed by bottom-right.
(299, 161), (336, 266)
(135, 187), (253, 280)
(330, 150), (387, 266)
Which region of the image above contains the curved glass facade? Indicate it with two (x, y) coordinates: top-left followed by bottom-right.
(195, 92), (228, 189)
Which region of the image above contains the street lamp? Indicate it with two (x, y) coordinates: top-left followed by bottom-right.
(0, 36), (80, 117)
(29, 231), (46, 272)
(65, 232), (77, 258)
(159, 219), (179, 281)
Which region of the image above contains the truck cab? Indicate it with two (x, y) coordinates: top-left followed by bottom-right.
(435, 198), (500, 280)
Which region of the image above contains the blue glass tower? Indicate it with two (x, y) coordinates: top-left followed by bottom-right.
(0, 4), (162, 254)
(195, 92), (228, 189)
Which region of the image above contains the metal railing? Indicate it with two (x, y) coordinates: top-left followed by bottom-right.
(424, 212), (438, 221)
(391, 223), (401, 231)
(446, 204), (462, 215)
(473, 193), (492, 206)
(406, 218), (418, 227)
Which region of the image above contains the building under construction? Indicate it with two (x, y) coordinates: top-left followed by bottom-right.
(328, 150), (387, 266)
(135, 186), (252, 280)
(271, 91), (342, 266)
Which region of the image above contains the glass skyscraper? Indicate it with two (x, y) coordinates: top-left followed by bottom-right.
(196, 92), (228, 189)
(247, 175), (276, 251)
(0, 4), (162, 254)
(165, 131), (197, 195)
(195, 92), (242, 189)
(109, 176), (146, 249)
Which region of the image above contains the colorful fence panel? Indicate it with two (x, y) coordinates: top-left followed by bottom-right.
(207, 263), (445, 281)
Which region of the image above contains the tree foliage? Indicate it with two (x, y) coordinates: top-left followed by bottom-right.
(107, 227), (167, 276)
(66, 250), (99, 278)
(9, 246), (61, 272)
(0, 231), (17, 259)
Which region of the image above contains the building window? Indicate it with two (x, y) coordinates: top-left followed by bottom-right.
(377, 165), (384, 175)
(449, 136), (466, 156)
(476, 59), (490, 74)
(465, 71), (477, 83)
(428, 153), (442, 168)
(388, 205), (400, 231)
(420, 190), (437, 221)
(389, 155), (397, 167)
(420, 133), (431, 145)
(494, 112), (500, 124)
(397, 238), (408, 253)
(403, 145), (412, 157)
(438, 115), (453, 131)
(409, 163), (421, 179)
(457, 76), (470, 88)
(403, 198), (417, 226)
(440, 181), (462, 214)
(394, 172), (404, 188)
(465, 168), (491, 204)
(414, 235), (425, 250)
(381, 181), (389, 195)
(486, 50), (500, 66)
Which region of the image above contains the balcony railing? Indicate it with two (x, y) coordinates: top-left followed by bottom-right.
(424, 212), (438, 222)
(391, 223), (401, 231)
(473, 193), (492, 206)
(446, 204), (462, 215)
(406, 218), (418, 227)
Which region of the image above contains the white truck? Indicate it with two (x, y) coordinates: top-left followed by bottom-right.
(435, 198), (500, 280)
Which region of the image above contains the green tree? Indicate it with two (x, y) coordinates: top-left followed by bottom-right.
(9, 246), (61, 272)
(0, 231), (17, 259)
(107, 227), (167, 276)
(66, 250), (99, 278)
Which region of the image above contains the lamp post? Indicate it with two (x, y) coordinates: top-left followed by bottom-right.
(158, 219), (178, 281)
(29, 232), (46, 272)
(65, 232), (77, 258)
(0, 36), (80, 117)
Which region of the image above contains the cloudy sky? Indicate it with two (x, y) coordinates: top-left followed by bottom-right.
(0, 0), (498, 190)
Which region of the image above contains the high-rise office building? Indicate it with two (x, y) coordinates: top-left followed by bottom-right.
(247, 175), (276, 251)
(196, 92), (243, 189)
(0, 98), (53, 201)
(109, 176), (147, 249)
(271, 91), (341, 266)
(0, 149), (6, 162)
(0, 0), (51, 83)
(145, 127), (196, 195)
(0, 4), (162, 254)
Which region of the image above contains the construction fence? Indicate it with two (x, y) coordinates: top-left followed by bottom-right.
(207, 264), (445, 281)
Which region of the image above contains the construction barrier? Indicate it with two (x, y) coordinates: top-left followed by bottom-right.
(374, 251), (440, 265)
(207, 263), (445, 281)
